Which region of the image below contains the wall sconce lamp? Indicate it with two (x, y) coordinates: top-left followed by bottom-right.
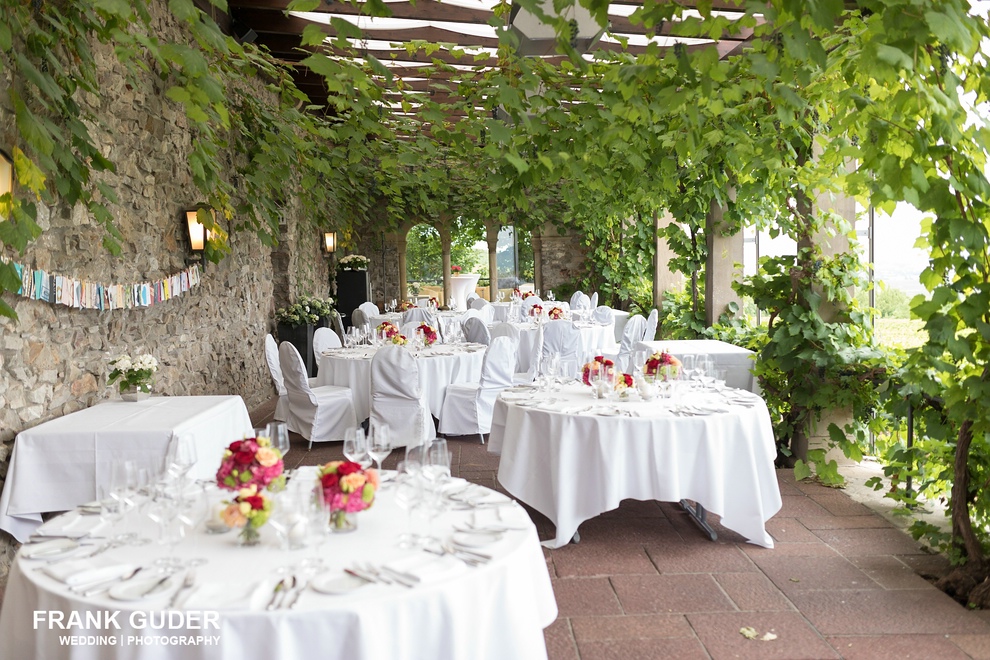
(185, 207), (213, 268)
(0, 149), (13, 202)
(323, 231), (337, 255)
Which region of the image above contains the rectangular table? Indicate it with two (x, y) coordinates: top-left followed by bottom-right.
(0, 395), (253, 542)
(637, 339), (758, 392)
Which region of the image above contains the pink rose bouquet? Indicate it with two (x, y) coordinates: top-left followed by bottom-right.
(644, 351), (682, 380)
(216, 437), (285, 492)
(529, 304), (543, 317)
(581, 356), (615, 386)
(317, 461), (379, 530)
(418, 324), (439, 346)
(548, 306), (565, 320)
(377, 321), (399, 339)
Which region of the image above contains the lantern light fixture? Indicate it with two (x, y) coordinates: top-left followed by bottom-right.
(323, 231), (337, 254)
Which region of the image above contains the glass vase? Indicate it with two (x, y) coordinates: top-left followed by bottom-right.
(237, 525), (262, 546)
(330, 510), (357, 534)
(121, 385), (151, 402)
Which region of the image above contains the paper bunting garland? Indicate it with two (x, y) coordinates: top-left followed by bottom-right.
(3, 259), (202, 311)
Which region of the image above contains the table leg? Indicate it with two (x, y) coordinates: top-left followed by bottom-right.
(679, 499), (717, 542)
(570, 531), (580, 544)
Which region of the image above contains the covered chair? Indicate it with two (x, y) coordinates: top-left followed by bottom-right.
(399, 321), (421, 338)
(590, 292), (599, 309)
(492, 322), (537, 384)
(476, 303), (495, 324)
(330, 309), (346, 344)
(469, 297), (489, 311)
(644, 308), (659, 342)
(370, 346), (435, 448)
(313, 327), (341, 365)
(462, 316), (491, 345)
(402, 307), (436, 326)
(540, 320), (582, 379)
(351, 307), (369, 329)
(278, 342), (356, 449)
(265, 334), (318, 422)
(358, 301), (380, 317)
(591, 305), (615, 325)
(602, 315), (647, 372)
(522, 296), (543, 312)
(569, 291), (589, 310)
(438, 337), (516, 439)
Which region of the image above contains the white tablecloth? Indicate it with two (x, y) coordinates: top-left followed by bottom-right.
(510, 321), (616, 374)
(0, 396), (253, 543)
(637, 339), (757, 392)
(317, 344), (486, 421)
(491, 303), (511, 322)
(488, 382), (781, 549)
(449, 275), (480, 311)
(0, 476), (556, 660)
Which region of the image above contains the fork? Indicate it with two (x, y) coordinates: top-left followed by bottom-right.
(169, 570), (197, 608)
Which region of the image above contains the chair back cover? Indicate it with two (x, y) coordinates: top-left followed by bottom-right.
(461, 308), (481, 322)
(644, 308), (659, 342)
(402, 307), (436, 326)
(470, 297), (489, 311)
(313, 327), (341, 362)
(279, 341), (317, 409)
(490, 322), (521, 343)
(591, 305), (615, 325)
(476, 304), (495, 324)
(399, 321), (421, 338)
(466, 292), (479, 304)
(351, 307), (368, 329)
(265, 334), (285, 395)
(331, 310), (346, 343)
(358, 301), (380, 317)
(619, 315), (647, 355)
(569, 291), (585, 309)
(522, 296), (543, 310)
(462, 316), (491, 345)
(590, 292), (599, 309)
(541, 320), (581, 377)
(480, 337), (515, 389)
(370, 346), (433, 447)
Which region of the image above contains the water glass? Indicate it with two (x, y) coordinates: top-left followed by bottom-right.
(343, 427), (370, 467)
(165, 433), (197, 481)
(267, 422), (290, 456)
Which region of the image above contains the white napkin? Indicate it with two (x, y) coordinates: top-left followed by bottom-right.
(43, 557), (137, 587)
(386, 554), (461, 583)
(180, 581), (266, 611)
(36, 512), (109, 538)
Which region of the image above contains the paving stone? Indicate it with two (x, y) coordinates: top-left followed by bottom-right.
(805, 492), (877, 517)
(741, 542), (840, 560)
(543, 619), (579, 660)
(551, 543), (658, 578)
(790, 589), (990, 635)
(777, 495), (833, 518)
(765, 517), (819, 543)
(848, 556), (939, 590)
(715, 573), (796, 612)
(688, 611), (839, 660)
(610, 574), (735, 614)
(570, 614), (693, 641)
(644, 539), (756, 574)
(826, 634), (974, 659)
(811, 527), (927, 556)
(751, 556), (881, 594)
(799, 514), (894, 530)
(551, 578), (623, 617)
(597, 499), (666, 519)
(576, 637), (710, 660)
(949, 633), (990, 659)
(896, 553), (952, 579)
(576, 516), (682, 545)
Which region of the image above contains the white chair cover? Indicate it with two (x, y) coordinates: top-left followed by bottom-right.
(265, 334), (288, 422)
(402, 307), (436, 326)
(313, 327), (341, 364)
(522, 296), (543, 311)
(476, 304), (495, 324)
(279, 342), (356, 447)
(607, 315), (647, 372)
(466, 292), (480, 304)
(462, 308), (482, 322)
(399, 321), (420, 338)
(540, 320), (581, 378)
(462, 317), (491, 345)
(590, 292), (599, 309)
(359, 301), (380, 317)
(438, 337), (516, 437)
(470, 297), (489, 311)
(571, 292), (591, 311)
(569, 291), (584, 309)
(644, 308), (659, 342)
(591, 305), (615, 325)
(490, 322), (520, 343)
(370, 346), (435, 448)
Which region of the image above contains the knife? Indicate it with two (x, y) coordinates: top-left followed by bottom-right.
(139, 573), (174, 598)
(266, 578), (288, 611)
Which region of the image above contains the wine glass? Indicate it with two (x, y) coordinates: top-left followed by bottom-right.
(423, 439), (451, 484)
(497, 291), (504, 303)
(681, 354), (698, 384)
(393, 460), (423, 548)
(165, 433), (197, 481)
(267, 422), (290, 456)
(146, 483), (183, 569)
(547, 290), (555, 302)
(175, 482), (209, 566)
(368, 425), (392, 475)
(301, 486), (330, 570)
(344, 428), (371, 468)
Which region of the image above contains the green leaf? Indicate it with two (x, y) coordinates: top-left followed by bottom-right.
(875, 44), (913, 72)
(300, 23), (328, 47)
(793, 459), (812, 481)
(504, 152), (529, 174)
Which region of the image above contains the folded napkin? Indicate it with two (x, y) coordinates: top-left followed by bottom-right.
(43, 557), (137, 587)
(386, 554), (461, 583)
(534, 400), (573, 413)
(179, 581), (266, 611)
(500, 393), (533, 402)
(36, 512), (109, 539)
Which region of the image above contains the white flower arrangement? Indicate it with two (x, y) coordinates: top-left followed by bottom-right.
(108, 353), (158, 394)
(338, 254), (370, 271)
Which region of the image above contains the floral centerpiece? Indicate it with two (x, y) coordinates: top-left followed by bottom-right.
(377, 321), (399, 339)
(582, 355), (615, 385)
(216, 437), (286, 492)
(391, 334), (408, 346)
(221, 485), (273, 546)
(108, 353), (158, 398)
(512, 287), (522, 298)
(429, 296), (439, 307)
(417, 324), (438, 346)
(644, 351), (682, 380)
(399, 301), (416, 312)
(451, 265), (463, 275)
(521, 291), (535, 300)
(529, 304), (543, 317)
(613, 373), (634, 392)
(547, 306), (565, 320)
(316, 461), (379, 532)
(338, 255), (369, 271)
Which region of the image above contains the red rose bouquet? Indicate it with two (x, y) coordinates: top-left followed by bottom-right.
(221, 484), (273, 544)
(529, 304), (543, 317)
(521, 291), (534, 300)
(429, 296), (439, 307)
(391, 334), (408, 346)
(216, 437), (285, 492)
(613, 372), (635, 391)
(399, 301), (415, 312)
(377, 321), (399, 339)
(451, 265), (462, 274)
(317, 461), (379, 531)
(548, 306), (565, 320)
(418, 323), (439, 346)
(582, 355), (615, 385)
(644, 351), (681, 380)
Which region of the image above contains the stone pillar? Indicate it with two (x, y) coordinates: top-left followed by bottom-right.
(531, 232), (543, 293)
(396, 233), (408, 302)
(704, 193), (743, 327)
(654, 209), (683, 309)
(439, 225), (452, 306)
(798, 187), (854, 323)
(486, 222), (500, 301)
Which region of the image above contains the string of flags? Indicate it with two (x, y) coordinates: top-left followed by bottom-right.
(3, 260), (202, 311)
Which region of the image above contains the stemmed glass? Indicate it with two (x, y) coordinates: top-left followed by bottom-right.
(175, 481), (209, 566)
(165, 433), (197, 482)
(344, 428), (372, 468)
(368, 425), (392, 475)
(547, 290), (555, 302)
(301, 486), (330, 570)
(497, 291), (504, 303)
(267, 422), (290, 456)
(542, 353), (560, 392)
(681, 354), (698, 385)
(393, 460), (423, 549)
(146, 482), (183, 569)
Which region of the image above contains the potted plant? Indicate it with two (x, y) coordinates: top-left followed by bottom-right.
(276, 298), (330, 377)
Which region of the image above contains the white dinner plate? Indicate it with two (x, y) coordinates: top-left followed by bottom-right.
(21, 538), (80, 560)
(311, 573), (366, 595)
(109, 575), (178, 601)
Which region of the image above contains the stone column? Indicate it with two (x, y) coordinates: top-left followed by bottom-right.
(396, 233), (408, 302)
(486, 222), (500, 301)
(439, 225), (452, 306)
(531, 231), (543, 293)
(704, 193), (743, 327)
(654, 209), (683, 309)
(798, 187), (854, 323)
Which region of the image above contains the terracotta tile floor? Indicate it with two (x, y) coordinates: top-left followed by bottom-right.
(252, 401), (990, 659)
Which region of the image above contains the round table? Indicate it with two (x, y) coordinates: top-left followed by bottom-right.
(317, 344), (486, 422)
(488, 381), (782, 549)
(0, 475), (557, 660)
(510, 321), (616, 374)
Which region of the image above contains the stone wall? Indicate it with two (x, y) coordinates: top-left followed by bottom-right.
(0, 1), (316, 586)
(538, 226), (587, 292)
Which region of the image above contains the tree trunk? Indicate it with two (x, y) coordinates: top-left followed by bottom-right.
(951, 419), (985, 567)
